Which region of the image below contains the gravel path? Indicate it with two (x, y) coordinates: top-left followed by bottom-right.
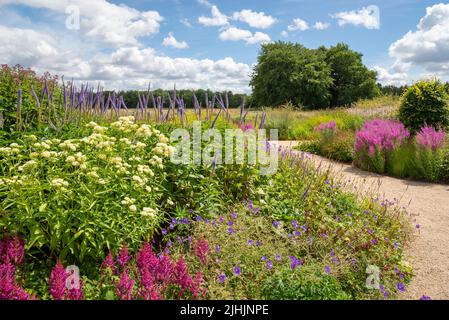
(273, 141), (449, 300)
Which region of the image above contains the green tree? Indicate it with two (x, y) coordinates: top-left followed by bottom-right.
(250, 41), (333, 109)
(321, 43), (380, 107)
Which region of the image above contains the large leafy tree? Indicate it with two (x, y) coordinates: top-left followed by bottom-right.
(250, 41), (333, 109)
(321, 43), (380, 107)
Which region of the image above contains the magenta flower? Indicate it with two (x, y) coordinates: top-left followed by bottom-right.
(116, 244), (131, 268)
(0, 262), (31, 300)
(193, 239), (209, 265)
(355, 119), (410, 155)
(1, 236), (25, 266)
(49, 260), (68, 300)
(416, 126), (445, 151)
(116, 270), (135, 300)
(315, 120), (337, 133)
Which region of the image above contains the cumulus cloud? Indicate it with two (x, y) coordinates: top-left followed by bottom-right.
(389, 3), (449, 76)
(162, 32), (188, 49)
(372, 66), (408, 86)
(231, 9), (277, 29)
(0, 0), (164, 47)
(198, 5), (229, 27)
(287, 18), (310, 31)
(332, 5), (380, 29)
(0, 24), (251, 92)
(314, 22), (330, 30)
(219, 27), (271, 44)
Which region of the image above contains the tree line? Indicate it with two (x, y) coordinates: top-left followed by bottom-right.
(250, 42), (381, 109)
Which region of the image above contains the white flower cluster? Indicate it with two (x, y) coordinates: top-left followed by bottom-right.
(51, 178), (69, 191)
(40, 151), (61, 160)
(131, 141), (147, 150)
(0, 176), (24, 186)
(121, 197), (137, 212)
(152, 143), (175, 157)
(108, 157), (131, 175)
(59, 140), (78, 151)
(111, 116), (138, 133)
(18, 160), (38, 172)
(66, 152), (87, 169)
(136, 124), (154, 138)
(141, 207), (157, 218)
(33, 141), (52, 150)
(148, 155), (163, 169)
(0, 147), (20, 155)
(137, 165), (154, 176)
(132, 175), (148, 188)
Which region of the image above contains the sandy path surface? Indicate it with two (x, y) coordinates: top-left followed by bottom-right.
(273, 141), (449, 300)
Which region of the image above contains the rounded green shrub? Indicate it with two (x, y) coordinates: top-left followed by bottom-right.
(399, 79), (449, 132)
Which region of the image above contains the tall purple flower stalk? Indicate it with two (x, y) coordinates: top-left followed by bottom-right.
(355, 119), (410, 156)
(416, 126), (445, 151)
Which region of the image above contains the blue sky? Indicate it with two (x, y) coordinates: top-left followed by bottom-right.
(1, 0), (449, 92)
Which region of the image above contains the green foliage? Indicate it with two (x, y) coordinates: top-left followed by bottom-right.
(170, 155), (411, 300)
(318, 130), (355, 163)
(321, 43), (380, 107)
(250, 41), (333, 109)
(0, 64), (61, 133)
(437, 148), (449, 182)
(261, 266), (351, 300)
(399, 79), (449, 132)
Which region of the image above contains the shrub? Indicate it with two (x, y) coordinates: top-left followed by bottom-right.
(437, 148), (449, 182)
(409, 126), (446, 182)
(0, 117), (176, 263)
(399, 79), (449, 132)
(354, 119), (410, 173)
(261, 265), (351, 300)
(319, 130), (355, 163)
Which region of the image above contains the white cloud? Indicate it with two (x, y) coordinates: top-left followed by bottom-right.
(231, 9), (277, 29)
(162, 32), (188, 49)
(314, 21), (330, 30)
(287, 18), (309, 31)
(0, 0), (164, 47)
(197, 0), (212, 8)
(180, 18), (192, 28)
(198, 5), (229, 27)
(280, 30), (289, 38)
(0, 24), (251, 92)
(219, 27), (271, 44)
(332, 5), (380, 29)
(372, 66), (408, 86)
(389, 3), (449, 76)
